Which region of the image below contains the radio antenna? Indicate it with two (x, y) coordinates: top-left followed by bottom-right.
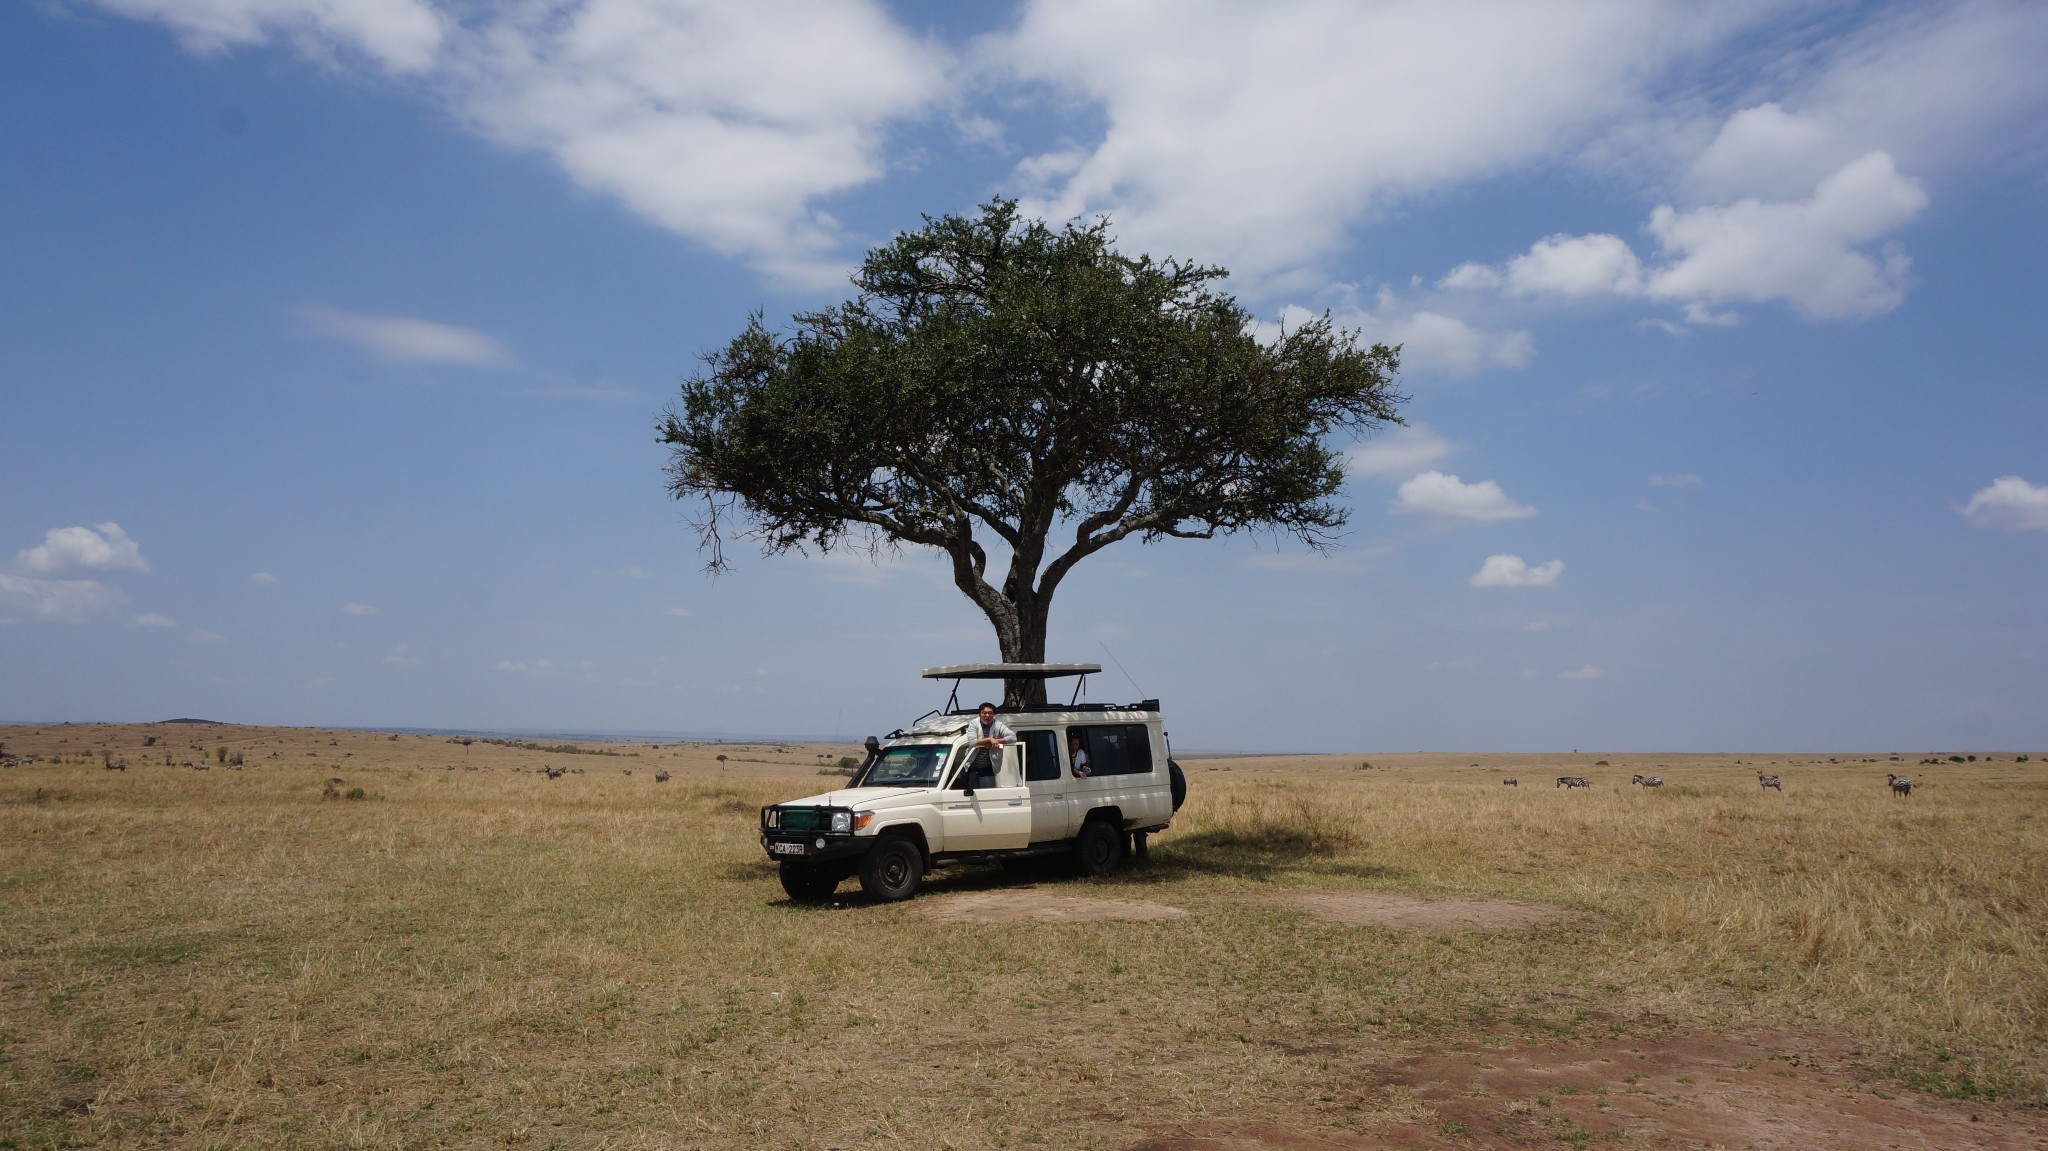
(1098, 641), (1145, 697)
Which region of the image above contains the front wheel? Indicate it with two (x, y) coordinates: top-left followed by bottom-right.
(778, 861), (841, 902)
(859, 836), (925, 902)
(1073, 818), (1123, 877)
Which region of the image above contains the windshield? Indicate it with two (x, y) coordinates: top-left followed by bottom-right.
(863, 744), (954, 787)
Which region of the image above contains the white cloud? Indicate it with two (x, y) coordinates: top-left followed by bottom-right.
(133, 612), (176, 628)
(341, 602), (379, 616)
(0, 574), (127, 623)
(188, 627), (224, 644)
(1347, 424), (1455, 480)
(451, 2), (948, 284)
(383, 644), (420, 666)
(82, 0), (444, 73)
(1386, 311), (1534, 376)
(999, 0), (1736, 288)
(299, 306), (514, 366)
(249, 571), (279, 585)
(1395, 472), (1536, 522)
(1646, 151), (1927, 320)
(15, 522), (149, 575)
(1447, 151), (1929, 321)
(495, 657), (554, 673)
(1960, 476), (2048, 533)
(92, 2), (949, 281)
(1500, 232), (1644, 297)
(1648, 473), (1703, 489)
(1560, 664), (1607, 680)
(1683, 7), (2048, 202)
(1470, 554), (1563, 589)
(1260, 299), (1530, 378)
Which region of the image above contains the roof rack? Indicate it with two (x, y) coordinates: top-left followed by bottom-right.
(922, 662), (1104, 710)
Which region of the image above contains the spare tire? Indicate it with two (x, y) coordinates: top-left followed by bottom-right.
(1168, 758), (1187, 811)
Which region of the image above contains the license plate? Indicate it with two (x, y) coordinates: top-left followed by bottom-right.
(768, 841), (806, 855)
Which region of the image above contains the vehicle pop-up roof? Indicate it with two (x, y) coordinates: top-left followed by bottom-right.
(920, 662), (1157, 715)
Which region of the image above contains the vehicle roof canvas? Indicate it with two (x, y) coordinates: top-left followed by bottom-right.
(921, 663), (1102, 680)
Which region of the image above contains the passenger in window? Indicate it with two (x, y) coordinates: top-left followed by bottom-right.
(964, 703), (1014, 791)
(1068, 731), (1091, 777)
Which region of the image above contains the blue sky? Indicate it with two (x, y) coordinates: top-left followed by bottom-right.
(3, 0), (2045, 751)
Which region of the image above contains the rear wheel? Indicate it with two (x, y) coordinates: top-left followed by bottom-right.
(1074, 818), (1123, 877)
(859, 836), (925, 902)
(778, 861), (841, 902)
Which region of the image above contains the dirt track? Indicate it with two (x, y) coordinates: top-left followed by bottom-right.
(1127, 1031), (2046, 1150)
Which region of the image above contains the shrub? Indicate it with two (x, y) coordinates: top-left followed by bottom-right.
(143, 735), (157, 747)
(345, 787), (366, 800)
(214, 746), (228, 764)
(2018, 755), (2030, 763)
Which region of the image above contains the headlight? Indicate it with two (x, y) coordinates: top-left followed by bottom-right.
(830, 811), (852, 833)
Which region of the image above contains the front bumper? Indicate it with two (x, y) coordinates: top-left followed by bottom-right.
(759, 833), (870, 865)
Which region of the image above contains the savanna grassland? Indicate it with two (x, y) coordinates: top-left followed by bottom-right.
(2, 723), (2043, 1149)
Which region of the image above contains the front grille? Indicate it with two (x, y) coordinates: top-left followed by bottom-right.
(779, 807), (825, 833)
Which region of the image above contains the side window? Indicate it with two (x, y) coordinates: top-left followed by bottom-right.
(1020, 730), (1060, 782)
(1078, 725), (1156, 776)
(1123, 724), (1155, 775)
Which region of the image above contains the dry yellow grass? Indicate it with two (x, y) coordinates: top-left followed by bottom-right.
(2, 725), (2042, 1149)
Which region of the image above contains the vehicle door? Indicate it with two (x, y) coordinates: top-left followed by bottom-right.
(1017, 728), (1072, 843)
(938, 743), (1032, 852)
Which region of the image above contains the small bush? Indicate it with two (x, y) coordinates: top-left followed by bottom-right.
(2018, 755), (2030, 763)
(143, 735), (157, 747)
(345, 787), (366, 800)
(214, 746), (228, 764)
(1950, 755), (1965, 763)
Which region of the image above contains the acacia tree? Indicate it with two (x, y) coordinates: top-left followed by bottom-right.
(659, 200), (1405, 706)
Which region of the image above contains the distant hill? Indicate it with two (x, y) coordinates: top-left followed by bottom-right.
(160, 718), (227, 725)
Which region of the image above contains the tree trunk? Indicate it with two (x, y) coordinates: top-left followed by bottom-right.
(999, 599), (1051, 709)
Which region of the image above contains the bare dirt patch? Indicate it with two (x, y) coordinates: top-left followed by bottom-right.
(922, 889), (1190, 924)
(1291, 890), (1571, 934)
(1126, 1032), (2046, 1150)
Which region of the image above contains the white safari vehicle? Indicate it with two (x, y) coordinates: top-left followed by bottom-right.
(759, 663), (1188, 902)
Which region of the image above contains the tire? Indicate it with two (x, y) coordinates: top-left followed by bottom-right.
(1168, 759), (1188, 812)
(1073, 817), (1123, 877)
(778, 861), (841, 903)
(859, 836), (925, 902)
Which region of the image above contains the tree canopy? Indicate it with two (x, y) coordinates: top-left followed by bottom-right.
(659, 199), (1405, 705)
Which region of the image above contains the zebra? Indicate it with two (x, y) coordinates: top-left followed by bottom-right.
(1556, 776), (1591, 789)
(1887, 773), (1913, 797)
(654, 770), (670, 783)
(1631, 774), (1663, 788)
(1758, 773), (1782, 792)
(1502, 777), (1518, 787)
